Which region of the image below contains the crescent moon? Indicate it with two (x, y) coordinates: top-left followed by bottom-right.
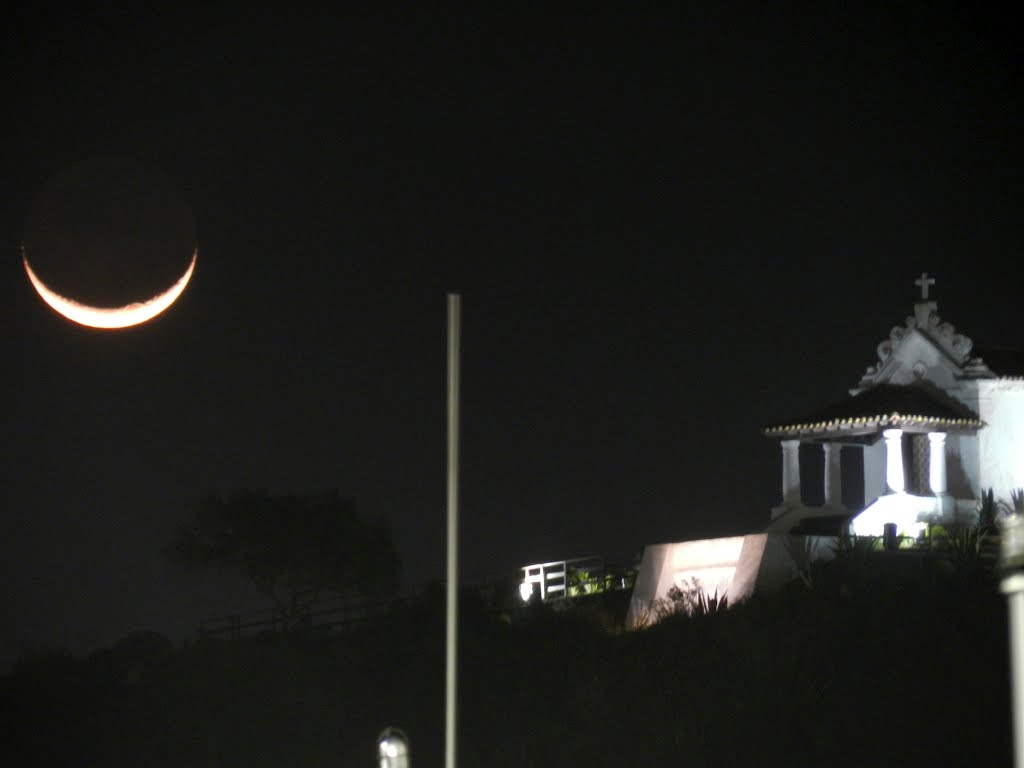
(23, 248), (197, 329)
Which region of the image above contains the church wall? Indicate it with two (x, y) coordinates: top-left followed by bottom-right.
(863, 439), (886, 506)
(883, 330), (959, 388)
(944, 432), (977, 500)
(976, 381), (1024, 504)
(948, 383), (983, 499)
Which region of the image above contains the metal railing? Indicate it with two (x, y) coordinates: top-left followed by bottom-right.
(520, 556), (608, 602)
(199, 594), (402, 641)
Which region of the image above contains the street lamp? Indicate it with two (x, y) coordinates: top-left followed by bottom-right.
(378, 728), (409, 768)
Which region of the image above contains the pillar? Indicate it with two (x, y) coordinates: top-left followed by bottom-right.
(824, 442), (842, 507)
(781, 439), (801, 506)
(884, 428), (905, 493)
(928, 431), (947, 495)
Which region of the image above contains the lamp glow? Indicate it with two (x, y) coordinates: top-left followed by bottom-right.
(519, 581), (533, 602)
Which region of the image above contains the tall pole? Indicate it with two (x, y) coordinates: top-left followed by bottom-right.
(445, 293), (461, 768)
(1005, 574), (1024, 768)
(1002, 512), (1024, 768)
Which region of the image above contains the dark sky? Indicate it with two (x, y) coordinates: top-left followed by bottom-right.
(2, 4), (1022, 665)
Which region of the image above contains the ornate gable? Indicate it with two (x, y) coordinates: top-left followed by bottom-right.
(855, 273), (993, 392)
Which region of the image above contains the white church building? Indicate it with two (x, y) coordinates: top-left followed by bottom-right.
(627, 274), (1024, 625)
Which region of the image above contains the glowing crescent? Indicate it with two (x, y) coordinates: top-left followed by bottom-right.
(23, 248), (197, 329)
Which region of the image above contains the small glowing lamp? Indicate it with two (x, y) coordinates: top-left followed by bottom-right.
(519, 581), (534, 602)
(377, 727), (409, 768)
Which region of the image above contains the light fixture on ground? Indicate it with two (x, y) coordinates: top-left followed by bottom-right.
(377, 728), (409, 768)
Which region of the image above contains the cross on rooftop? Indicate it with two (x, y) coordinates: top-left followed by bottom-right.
(915, 272), (935, 300)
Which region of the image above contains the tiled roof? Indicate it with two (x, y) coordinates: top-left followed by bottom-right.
(763, 383), (983, 437)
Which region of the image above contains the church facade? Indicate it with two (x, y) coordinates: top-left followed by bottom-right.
(627, 275), (1024, 626)
(765, 273), (1024, 540)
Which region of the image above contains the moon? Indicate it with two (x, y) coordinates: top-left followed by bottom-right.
(23, 247), (197, 329)
(21, 156), (198, 329)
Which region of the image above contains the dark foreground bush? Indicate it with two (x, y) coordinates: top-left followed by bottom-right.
(0, 568), (1012, 767)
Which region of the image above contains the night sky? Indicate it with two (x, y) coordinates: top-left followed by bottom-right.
(2, 4), (1022, 666)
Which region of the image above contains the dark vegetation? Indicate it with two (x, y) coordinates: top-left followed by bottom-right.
(1, 540), (1011, 767)
(167, 491), (401, 628)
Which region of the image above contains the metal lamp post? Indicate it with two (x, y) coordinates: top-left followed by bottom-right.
(376, 294), (461, 768)
(444, 293), (460, 768)
(1001, 512), (1024, 768)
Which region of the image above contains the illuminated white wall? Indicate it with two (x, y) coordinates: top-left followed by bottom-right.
(627, 534), (834, 628)
(976, 380), (1024, 503)
(627, 537), (742, 627)
(949, 380), (1024, 506)
(949, 384), (983, 499)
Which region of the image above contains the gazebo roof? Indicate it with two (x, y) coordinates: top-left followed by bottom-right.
(763, 383), (983, 440)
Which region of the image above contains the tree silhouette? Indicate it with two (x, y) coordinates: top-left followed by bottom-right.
(169, 491), (400, 624)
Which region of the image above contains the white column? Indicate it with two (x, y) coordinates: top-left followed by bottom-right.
(884, 428), (905, 493)
(928, 432), (947, 495)
(824, 442), (842, 507)
(781, 439), (801, 506)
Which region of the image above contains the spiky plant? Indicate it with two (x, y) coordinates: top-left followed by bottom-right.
(978, 487), (1024, 532)
(690, 586), (729, 617)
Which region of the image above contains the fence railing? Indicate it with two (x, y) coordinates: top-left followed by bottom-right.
(199, 594), (402, 641)
(520, 556), (612, 602)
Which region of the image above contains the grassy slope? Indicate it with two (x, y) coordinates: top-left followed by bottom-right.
(1, 561), (1012, 767)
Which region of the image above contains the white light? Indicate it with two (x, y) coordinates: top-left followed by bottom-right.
(377, 729), (409, 768)
(519, 581), (533, 602)
(850, 493), (932, 538)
